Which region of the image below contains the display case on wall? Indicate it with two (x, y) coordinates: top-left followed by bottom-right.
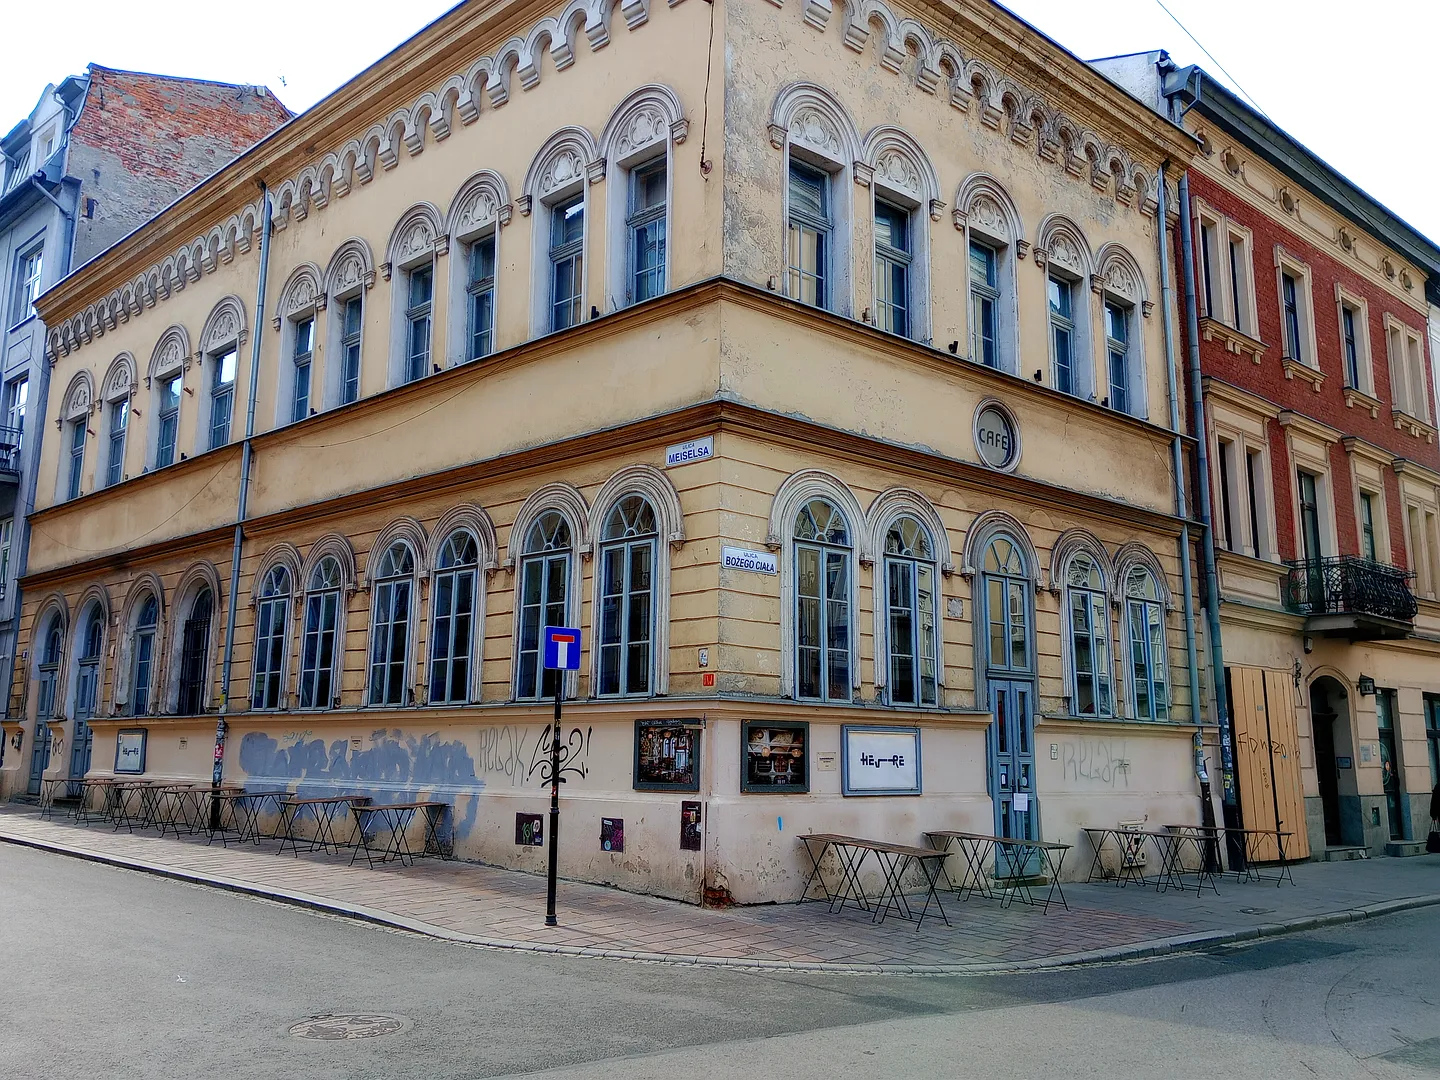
(634, 719), (701, 791)
(741, 720), (808, 793)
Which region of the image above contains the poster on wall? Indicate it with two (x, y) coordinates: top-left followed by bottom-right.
(634, 720), (701, 791)
(841, 725), (921, 796)
(515, 813), (543, 846)
(601, 817), (624, 852)
(114, 729), (148, 775)
(680, 801), (702, 851)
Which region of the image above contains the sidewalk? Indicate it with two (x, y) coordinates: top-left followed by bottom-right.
(3, 806), (1437, 973)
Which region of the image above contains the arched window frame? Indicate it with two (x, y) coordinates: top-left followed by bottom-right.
(323, 238), (376, 409)
(424, 504), (498, 706)
(195, 295), (248, 453)
(599, 85), (687, 311)
(1094, 242), (1151, 419)
(770, 82), (860, 318)
(57, 370), (94, 502)
(768, 470), (865, 701)
(364, 519), (426, 707)
(383, 203), (446, 388)
(508, 483), (589, 701)
(66, 589), (110, 726)
(165, 563), (222, 715)
(272, 263), (325, 427)
(521, 127), (601, 337)
(586, 465), (686, 698)
(444, 172), (512, 368)
(1114, 544), (1174, 721)
(1035, 214), (1096, 401)
(99, 354), (136, 489)
(298, 534), (358, 710)
(859, 126), (941, 343)
(114, 574), (165, 716)
(145, 325), (190, 471)
(30, 598), (68, 724)
(955, 173), (1026, 375)
(865, 488), (952, 706)
(961, 511), (1041, 684)
(250, 545), (300, 711)
(1050, 531), (1115, 719)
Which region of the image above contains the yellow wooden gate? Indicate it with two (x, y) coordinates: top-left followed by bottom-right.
(1228, 666), (1310, 861)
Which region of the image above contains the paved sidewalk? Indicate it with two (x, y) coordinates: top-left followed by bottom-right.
(2, 806), (1437, 973)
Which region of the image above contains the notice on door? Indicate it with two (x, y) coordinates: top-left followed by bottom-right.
(841, 725), (921, 795)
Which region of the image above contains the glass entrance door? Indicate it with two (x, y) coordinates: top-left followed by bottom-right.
(988, 678), (1035, 840)
(1376, 689), (1406, 841)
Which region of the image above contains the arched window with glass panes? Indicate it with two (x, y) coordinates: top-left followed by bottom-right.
(516, 512), (573, 700)
(597, 496), (656, 697)
(129, 595), (159, 715)
(429, 531), (479, 705)
(793, 498), (852, 702)
(300, 557), (344, 709)
(1124, 566), (1169, 721)
(883, 516), (938, 707)
(367, 542), (416, 706)
(251, 565), (291, 710)
(1064, 553), (1112, 718)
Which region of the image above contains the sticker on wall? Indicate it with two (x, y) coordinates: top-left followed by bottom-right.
(601, 817), (625, 853)
(680, 801), (702, 851)
(515, 813), (543, 846)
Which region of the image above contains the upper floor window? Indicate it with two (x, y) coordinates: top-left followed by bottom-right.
(1275, 253), (1316, 368)
(467, 236), (496, 361)
(5, 377), (27, 451)
(1342, 306), (1361, 389)
(970, 241), (999, 368)
(549, 195), (585, 332)
(251, 564), (291, 710)
(1198, 209), (1255, 334)
(793, 498), (852, 702)
(1124, 567), (1168, 721)
(106, 398), (127, 488)
(516, 511), (573, 700)
(597, 496), (657, 698)
(1387, 318), (1431, 423)
(0, 518), (12, 587)
(36, 617), (63, 719)
(883, 516), (937, 708)
(367, 541), (415, 706)
(341, 297), (363, 405)
(1105, 301), (1131, 414)
(983, 535), (1032, 675)
(1066, 553), (1112, 718)
(1360, 491), (1379, 562)
(429, 531), (479, 705)
(1297, 468), (1324, 563)
(1048, 275), (1077, 396)
(291, 316), (314, 423)
(300, 556), (344, 710)
(786, 161), (831, 310)
(873, 200), (911, 338)
(12, 245), (42, 326)
(73, 605), (105, 724)
(404, 264), (434, 384)
(156, 373), (181, 468)
(627, 160), (667, 304)
(129, 595), (158, 716)
(65, 419), (85, 500)
(1282, 273), (1303, 361)
(208, 349), (236, 449)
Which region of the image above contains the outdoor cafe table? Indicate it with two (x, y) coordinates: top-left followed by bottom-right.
(195, 789), (285, 845)
(73, 777), (128, 825)
(797, 833), (950, 929)
(110, 779), (178, 832)
(350, 801), (453, 868)
(1082, 826), (1218, 896)
(1081, 826), (1153, 888)
(1163, 824), (1297, 888)
(925, 831), (1071, 913)
(37, 777), (83, 820)
(276, 795), (372, 856)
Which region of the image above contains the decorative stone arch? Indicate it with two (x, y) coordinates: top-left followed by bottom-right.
(1050, 528), (1117, 718)
(767, 469), (866, 699)
(65, 584), (112, 719)
(860, 124), (940, 342)
(1034, 213), (1094, 280)
(520, 126), (601, 336)
(252, 543), (303, 605)
(322, 238), (376, 410)
(113, 572), (167, 713)
(1113, 541), (1175, 720)
(101, 354), (137, 404)
(598, 85), (687, 311)
(199, 295), (248, 356)
(273, 263), (325, 329)
(163, 561), (223, 715)
(507, 481), (590, 699)
(301, 533), (359, 593)
(194, 296), (247, 453)
(426, 504), (499, 575)
(960, 510), (1041, 587)
(445, 171), (512, 366)
(59, 370), (95, 423)
(586, 465), (686, 697)
(1035, 213), (1096, 399)
(1094, 241), (1151, 417)
(272, 264), (326, 426)
(1113, 542), (1175, 610)
(954, 173), (1026, 375)
(29, 594), (70, 726)
(325, 237), (377, 301)
(1095, 242), (1149, 311)
(423, 504), (498, 707)
(382, 202), (447, 281)
(865, 486), (953, 695)
(363, 517), (429, 588)
(769, 81), (861, 317)
(1047, 528), (1113, 595)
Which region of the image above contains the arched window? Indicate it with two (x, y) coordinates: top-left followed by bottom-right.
(956, 174), (1024, 375)
(522, 129), (598, 336)
(31, 615), (64, 792)
(445, 172), (510, 367)
(597, 496), (657, 697)
(129, 595), (159, 715)
(1065, 553), (1112, 717)
(198, 297), (246, 451)
(251, 565), (291, 710)
(176, 588), (214, 715)
(862, 128), (939, 342)
(794, 498), (852, 701)
(148, 326), (188, 469)
(429, 532), (479, 705)
(299, 557), (343, 709)
(883, 516), (938, 707)
(71, 605), (104, 777)
(324, 238), (375, 408)
(983, 536), (1031, 674)
(367, 541), (416, 706)
(1125, 567), (1169, 720)
(516, 511), (573, 700)
(1037, 215), (1095, 400)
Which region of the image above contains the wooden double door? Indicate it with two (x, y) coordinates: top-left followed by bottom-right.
(1227, 666), (1311, 861)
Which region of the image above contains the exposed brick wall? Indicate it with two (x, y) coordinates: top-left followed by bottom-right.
(1178, 170), (1440, 571)
(67, 65), (291, 267)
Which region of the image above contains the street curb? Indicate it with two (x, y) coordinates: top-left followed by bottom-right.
(6, 829), (1439, 976)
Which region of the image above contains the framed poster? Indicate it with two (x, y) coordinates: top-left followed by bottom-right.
(515, 813), (543, 846)
(634, 720), (701, 791)
(114, 729), (147, 775)
(841, 725), (921, 796)
(601, 817), (624, 852)
(741, 721), (808, 793)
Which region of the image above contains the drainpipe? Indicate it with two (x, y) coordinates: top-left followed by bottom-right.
(1157, 163), (1212, 833)
(212, 182), (272, 795)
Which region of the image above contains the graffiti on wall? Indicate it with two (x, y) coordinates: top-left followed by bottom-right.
(475, 723), (593, 787)
(1060, 739), (1131, 788)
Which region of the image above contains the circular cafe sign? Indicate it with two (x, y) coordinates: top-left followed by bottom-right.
(973, 400), (1019, 472)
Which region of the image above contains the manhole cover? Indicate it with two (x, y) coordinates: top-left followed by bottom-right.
(1237, 907), (1275, 916)
(288, 1014), (409, 1040)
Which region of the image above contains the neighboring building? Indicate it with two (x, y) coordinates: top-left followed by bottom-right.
(6, 0), (1209, 902)
(1098, 53), (1440, 860)
(0, 67), (289, 785)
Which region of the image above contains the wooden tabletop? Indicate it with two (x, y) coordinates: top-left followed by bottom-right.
(928, 830), (1071, 851)
(283, 795), (373, 806)
(353, 801), (449, 813)
(801, 833), (949, 860)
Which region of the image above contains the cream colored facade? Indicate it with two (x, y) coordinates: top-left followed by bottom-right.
(5, 0), (1211, 903)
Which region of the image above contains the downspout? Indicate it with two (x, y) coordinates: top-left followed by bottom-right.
(212, 182), (272, 793)
(1157, 163), (1211, 832)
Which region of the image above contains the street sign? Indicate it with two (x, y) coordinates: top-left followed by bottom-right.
(543, 626), (581, 670)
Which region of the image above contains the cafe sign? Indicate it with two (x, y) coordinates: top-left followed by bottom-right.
(973, 399), (1020, 472)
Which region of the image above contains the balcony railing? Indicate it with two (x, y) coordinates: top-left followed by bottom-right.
(1286, 556), (1418, 626)
(0, 426), (20, 474)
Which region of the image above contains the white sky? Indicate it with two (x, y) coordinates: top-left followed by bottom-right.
(3, 0), (1437, 241)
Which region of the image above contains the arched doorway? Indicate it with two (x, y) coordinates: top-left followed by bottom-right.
(1309, 676), (1361, 848)
(980, 533), (1036, 843)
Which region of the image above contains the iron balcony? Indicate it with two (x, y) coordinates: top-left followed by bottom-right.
(1286, 555), (1417, 640)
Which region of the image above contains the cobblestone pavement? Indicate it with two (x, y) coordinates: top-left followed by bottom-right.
(3, 806), (1437, 971)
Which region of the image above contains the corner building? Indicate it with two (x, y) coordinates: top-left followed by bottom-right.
(8, 0), (1207, 902)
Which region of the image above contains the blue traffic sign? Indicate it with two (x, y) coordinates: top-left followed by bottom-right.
(542, 626), (582, 670)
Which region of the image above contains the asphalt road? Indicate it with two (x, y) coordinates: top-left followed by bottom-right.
(2, 843), (1438, 1079)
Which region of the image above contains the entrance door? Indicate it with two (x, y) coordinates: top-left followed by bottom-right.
(70, 664), (97, 779)
(1376, 689), (1406, 841)
(1227, 666), (1311, 861)
(1309, 693), (1343, 846)
(988, 679), (1036, 842)
(27, 723), (52, 797)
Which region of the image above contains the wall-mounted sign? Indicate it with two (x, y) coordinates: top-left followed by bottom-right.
(973, 400), (1020, 472)
(1336, 756), (1353, 770)
(114, 729), (147, 775)
(722, 546), (778, 575)
(515, 812), (544, 846)
(601, 817), (625, 852)
(841, 725), (921, 796)
(665, 436), (714, 468)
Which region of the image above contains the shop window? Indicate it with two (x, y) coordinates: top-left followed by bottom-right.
(634, 719), (700, 792)
(742, 720), (808, 793)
